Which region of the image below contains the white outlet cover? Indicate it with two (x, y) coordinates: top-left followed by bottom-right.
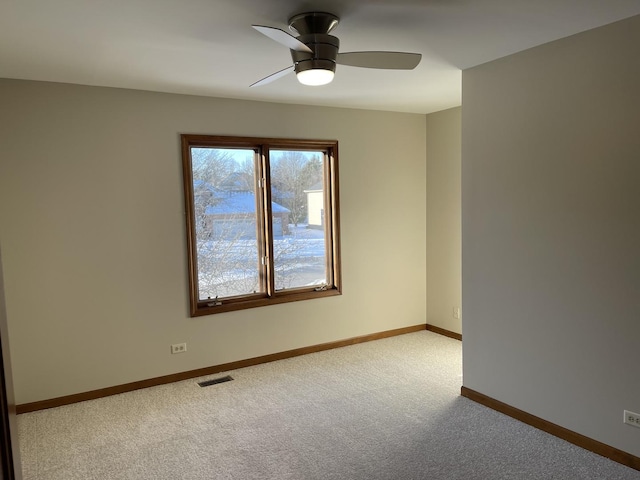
(624, 410), (640, 428)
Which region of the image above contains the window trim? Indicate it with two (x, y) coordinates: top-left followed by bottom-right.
(181, 134), (342, 316)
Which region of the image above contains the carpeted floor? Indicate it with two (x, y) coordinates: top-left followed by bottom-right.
(17, 331), (640, 479)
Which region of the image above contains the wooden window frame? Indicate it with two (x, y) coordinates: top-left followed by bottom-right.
(181, 134), (342, 316)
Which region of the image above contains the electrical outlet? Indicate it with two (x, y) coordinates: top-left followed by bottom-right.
(171, 343), (187, 354)
(624, 410), (640, 428)
(453, 307), (461, 320)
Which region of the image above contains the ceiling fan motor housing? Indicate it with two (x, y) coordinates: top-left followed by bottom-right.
(291, 34), (340, 75)
(288, 12), (339, 35)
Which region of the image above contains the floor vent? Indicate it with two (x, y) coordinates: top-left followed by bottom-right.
(198, 375), (234, 387)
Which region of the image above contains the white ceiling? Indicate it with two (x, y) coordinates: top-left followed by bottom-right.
(2, 1), (640, 114)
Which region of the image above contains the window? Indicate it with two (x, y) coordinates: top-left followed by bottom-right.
(181, 135), (342, 316)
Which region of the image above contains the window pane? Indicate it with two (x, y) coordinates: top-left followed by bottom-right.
(270, 150), (327, 290)
(191, 147), (261, 300)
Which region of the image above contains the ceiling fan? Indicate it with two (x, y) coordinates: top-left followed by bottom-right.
(251, 12), (422, 87)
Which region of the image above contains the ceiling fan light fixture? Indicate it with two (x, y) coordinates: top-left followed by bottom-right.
(294, 57), (337, 86)
(296, 68), (335, 86)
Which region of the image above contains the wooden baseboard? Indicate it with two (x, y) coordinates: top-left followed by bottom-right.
(425, 324), (462, 341)
(17, 324), (426, 414)
(461, 386), (640, 472)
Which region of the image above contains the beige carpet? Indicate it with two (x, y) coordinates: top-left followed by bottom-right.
(17, 331), (640, 479)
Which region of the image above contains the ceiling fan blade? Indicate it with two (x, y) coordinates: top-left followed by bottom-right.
(250, 65), (295, 87)
(252, 25), (312, 53)
(336, 52), (422, 70)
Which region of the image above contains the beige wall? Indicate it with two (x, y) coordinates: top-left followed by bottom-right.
(462, 15), (640, 457)
(426, 107), (461, 334)
(0, 80), (427, 404)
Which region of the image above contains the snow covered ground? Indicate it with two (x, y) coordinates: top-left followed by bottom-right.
(197, 224), (328, 298)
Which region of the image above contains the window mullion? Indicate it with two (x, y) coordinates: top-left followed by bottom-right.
(252, 149), (266, 296)
(260, 148), (276, 296)
(326, 148), (341, 291)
